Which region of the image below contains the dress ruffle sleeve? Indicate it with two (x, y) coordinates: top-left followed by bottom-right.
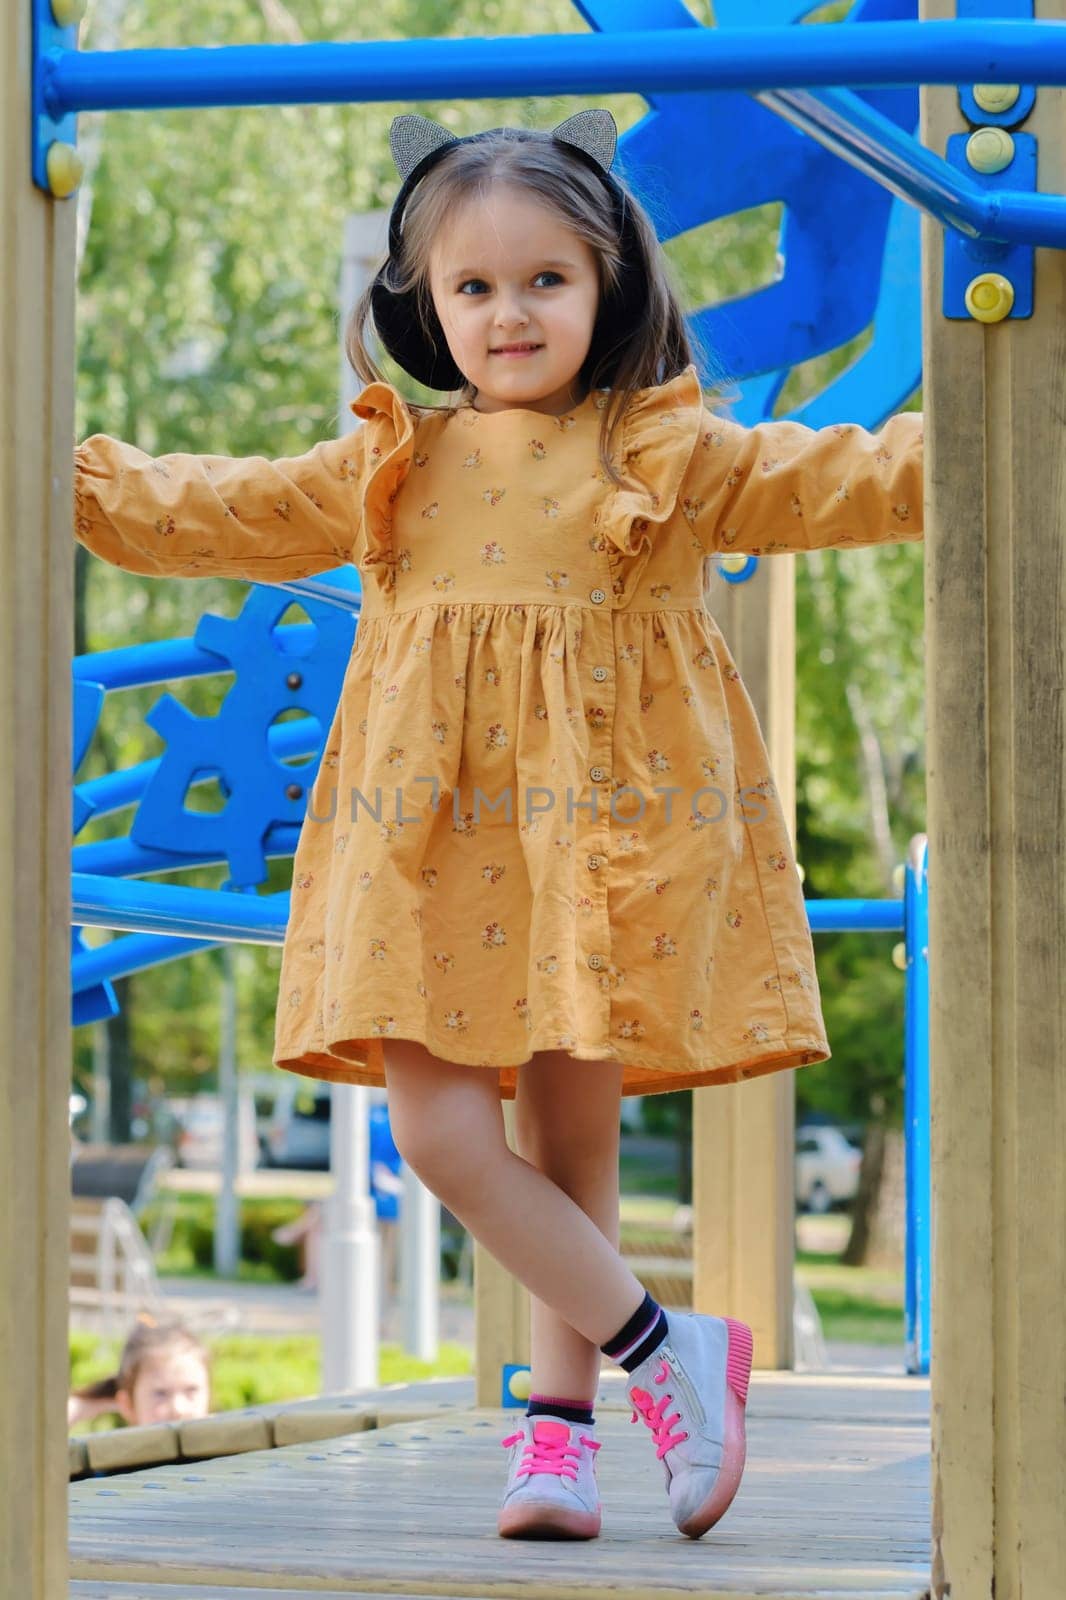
(679, 407), (924, 555)
(73, 430), (364, 580)
(599, 363), (705, 562)
(347, 381), (416, 598)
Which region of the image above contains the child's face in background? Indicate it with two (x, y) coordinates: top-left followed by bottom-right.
(428, 185), (601, 417)
(117, 1350), (210, 1426)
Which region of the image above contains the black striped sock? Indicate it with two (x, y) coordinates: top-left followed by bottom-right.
(526, 1392), (595, 1426)
(600, 1290), (669, 1374)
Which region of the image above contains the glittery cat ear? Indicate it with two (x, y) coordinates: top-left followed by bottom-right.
(550, 109), (617, 174)
(388, 113), (458, 182)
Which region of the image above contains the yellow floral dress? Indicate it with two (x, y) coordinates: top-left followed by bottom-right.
(74, 362), (923, 1100)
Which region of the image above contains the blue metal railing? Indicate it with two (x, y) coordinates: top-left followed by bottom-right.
(35, 21), (1066, 248)
(41, 24), (1066, 113)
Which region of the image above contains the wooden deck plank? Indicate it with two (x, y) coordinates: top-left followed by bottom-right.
(69, 1374), (930, 1598)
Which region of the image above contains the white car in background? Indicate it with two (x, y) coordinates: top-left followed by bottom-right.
(173, 1094), (258, 1172)
(795, 1124), (863, 1213)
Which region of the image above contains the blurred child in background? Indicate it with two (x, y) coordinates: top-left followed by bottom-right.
(69, 1313), (211, 1429)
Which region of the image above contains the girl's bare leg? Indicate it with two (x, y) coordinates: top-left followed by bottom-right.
(383, 1040), (645, 1348)
(513, 1050), (624, 1406)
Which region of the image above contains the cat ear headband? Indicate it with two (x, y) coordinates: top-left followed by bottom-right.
(368, 108), (649, 392)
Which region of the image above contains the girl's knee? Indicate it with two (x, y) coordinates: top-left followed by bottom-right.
(384, 1041), (503, 1189)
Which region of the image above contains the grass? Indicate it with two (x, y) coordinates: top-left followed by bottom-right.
(795, 1246), (904, 1345)
(619, 1154), (681, 1200)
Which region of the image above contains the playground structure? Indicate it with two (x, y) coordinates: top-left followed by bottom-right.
(3, 2), (1065, 1597)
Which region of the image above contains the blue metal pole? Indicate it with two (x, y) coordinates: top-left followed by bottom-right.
(760, 85), (1066, 247)
(72, 828), (300, 879)
(806, 898), (904, 934)
(43, 23), (1066, 118)
(72, 930), (218, 991)
(903, 835), (931, 1378)
(72, 626), (321, 691)
(72, 871), (289, 942)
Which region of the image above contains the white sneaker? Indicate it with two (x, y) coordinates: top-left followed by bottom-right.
(497, 1415), (602, 1539)
(625, 1311), (753, 1539)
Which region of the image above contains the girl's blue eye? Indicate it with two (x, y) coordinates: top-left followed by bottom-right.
(459, 272), (562, 295)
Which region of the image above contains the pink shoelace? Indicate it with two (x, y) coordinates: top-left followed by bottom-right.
(500, 1424), (601, 1481)
(629, 1356), (690, 1459)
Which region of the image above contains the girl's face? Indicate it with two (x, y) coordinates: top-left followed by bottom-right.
(428, 185), (601, 417)
(117, 1351), (210, 1427)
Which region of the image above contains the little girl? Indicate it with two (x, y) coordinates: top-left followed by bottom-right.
(74, 108), (923, 1541)
(68, 1315), (211, 1430)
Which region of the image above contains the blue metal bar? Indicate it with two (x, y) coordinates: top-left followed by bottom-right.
(759, 86), (1066, 247)
(277, 571), (363, 616)
(70, 847), (902, 942)
(72, 625), (320, 691)
(72, 827), (300, 878)
(903, 836), (931, 1378)
(42, 23), (1066, 118)
(72, 929), (218, 991)
(73, 636), (232, 689)
(806, 898), (904, 934)
(72, 871), (288, 942)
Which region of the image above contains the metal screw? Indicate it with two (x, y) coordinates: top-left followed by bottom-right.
(966, 127), (1015, 175)
(972, 83), (1020, 115)
(286, 671), (303, 690)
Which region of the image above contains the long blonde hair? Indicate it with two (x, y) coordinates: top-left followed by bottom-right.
(345, 128), (730, 492)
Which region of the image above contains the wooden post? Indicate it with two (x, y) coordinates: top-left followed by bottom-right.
(921, 3), (1066, 1594)
(0, 2), (76, 1596)
(698, 554), (797, 1369)
(474, 1100), (530, 1407)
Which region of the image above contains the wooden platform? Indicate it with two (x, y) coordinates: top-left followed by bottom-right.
(69, 1371), (931, 1599)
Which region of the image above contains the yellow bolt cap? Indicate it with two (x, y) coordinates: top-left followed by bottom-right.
(717, 553), (749, 575)
(966, 127), (1015, 175)
(972, 83), (1020, 115)
(507, 1368), (532, 1402)
(965, 273), (1015, 324)
(891, 942), (908, 972)
(46, 142), (84, 199)
(52, 0), (87, 21)
(892, 863), (906, 895)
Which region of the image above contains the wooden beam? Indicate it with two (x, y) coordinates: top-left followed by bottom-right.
(698, 555), (797, 1369)
(0, 2), (76, 1596)
(920, 3), (1066, 1594)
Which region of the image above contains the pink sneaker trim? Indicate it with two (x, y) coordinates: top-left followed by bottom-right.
(498, 1501), (601, 1539)
(724, 1317), (753, 1407)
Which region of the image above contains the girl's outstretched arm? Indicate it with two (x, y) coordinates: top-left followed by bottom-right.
(682, 408), (923, 556)
(74, 426), (367, 581)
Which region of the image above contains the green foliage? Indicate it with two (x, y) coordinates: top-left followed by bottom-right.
(143, 1194), (307, 1280)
